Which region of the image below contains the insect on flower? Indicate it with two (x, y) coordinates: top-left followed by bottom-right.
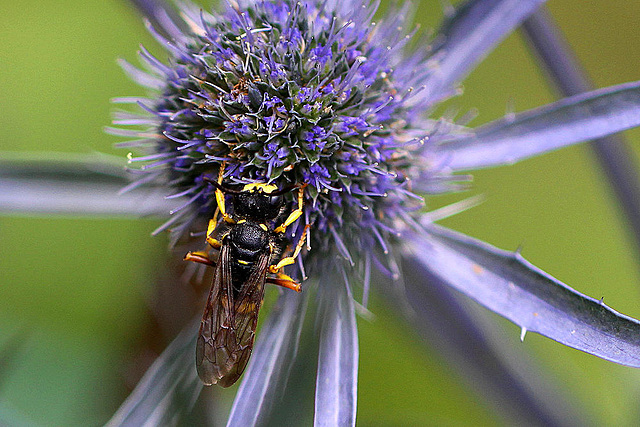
(184, 163), (308, 387)
(101, 0), (640, 423)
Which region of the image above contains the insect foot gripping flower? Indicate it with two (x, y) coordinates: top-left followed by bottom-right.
(109, 0), (640, 425)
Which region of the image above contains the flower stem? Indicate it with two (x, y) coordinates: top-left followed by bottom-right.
(521, 7), (640, 259)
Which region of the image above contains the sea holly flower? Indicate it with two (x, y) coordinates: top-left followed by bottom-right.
(100, 0), (640, 424)
(4, 0), (640, 425)
(99, 0), (640, 424)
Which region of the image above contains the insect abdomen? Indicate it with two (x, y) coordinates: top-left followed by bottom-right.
(227, 221), (270, 294)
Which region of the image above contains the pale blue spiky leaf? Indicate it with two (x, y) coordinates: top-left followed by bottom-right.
(0, 153), (176, 217)
(105, 319), (202, 427)
(437, 80), (640, 171)
(393, 260), (581, 426)
(426, 0), (547, 103)
(403, 224), (640, 367)
(314, 274), (358, 427)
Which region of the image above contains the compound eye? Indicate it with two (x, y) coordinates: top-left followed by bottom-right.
(269, 194), (283, 209)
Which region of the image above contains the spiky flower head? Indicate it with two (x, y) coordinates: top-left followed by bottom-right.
(115, 0), (462, 268)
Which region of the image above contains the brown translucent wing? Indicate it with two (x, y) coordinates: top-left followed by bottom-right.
(196, 241), (270, 387)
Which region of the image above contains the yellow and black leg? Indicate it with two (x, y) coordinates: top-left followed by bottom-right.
(274, 184), (307, 234)
(185, 227), (225, 265)
(267, 224), (311, 292)
(213, 163), (235, 225)
(203, 162), (234, 224)
(205, 218), (223, 249)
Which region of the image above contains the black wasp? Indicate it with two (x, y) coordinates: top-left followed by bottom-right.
(184, 163), (308, 387)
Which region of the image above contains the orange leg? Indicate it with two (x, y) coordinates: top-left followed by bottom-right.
(184, 250), (215, 266)
(267, 275), (302, 292)
(266, 224), (310, 293)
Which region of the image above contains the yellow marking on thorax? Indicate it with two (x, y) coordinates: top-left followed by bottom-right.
(259, 223), (268, 231)
(242, 183), (278, 193)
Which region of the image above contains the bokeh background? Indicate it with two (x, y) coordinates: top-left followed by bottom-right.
(2, 0), (640, 425)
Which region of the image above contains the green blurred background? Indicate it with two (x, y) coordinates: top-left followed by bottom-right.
(2, 0), (640, 425)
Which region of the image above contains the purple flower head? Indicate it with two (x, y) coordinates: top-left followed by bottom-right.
(117, 0), (447, 261)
